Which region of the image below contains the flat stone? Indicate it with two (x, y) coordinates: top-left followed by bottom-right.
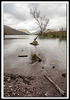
(9, 85), (12, 88)
(45, 92), (48, 96)
(27, 94), (32, 97)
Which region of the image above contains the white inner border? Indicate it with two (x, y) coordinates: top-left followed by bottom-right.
(1, 1), (69, 99)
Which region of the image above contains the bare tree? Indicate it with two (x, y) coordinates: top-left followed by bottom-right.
(30, 8), (49, 34)
(60, 27), (63, 31)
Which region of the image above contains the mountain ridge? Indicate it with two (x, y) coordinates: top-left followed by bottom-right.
(4, 25), (31, 35)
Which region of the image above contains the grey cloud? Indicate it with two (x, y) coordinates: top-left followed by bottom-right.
(38, 3), (66, 19)
(28, 3), (40, 9)
(4, 13), (21, 25)
(4, 3), (15, 14)
(4, 3), (31, 21)
(3, 2), (67, 31)
(4, 3), (66, 21)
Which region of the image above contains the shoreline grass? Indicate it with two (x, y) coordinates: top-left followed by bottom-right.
(38, 31), (67, 40)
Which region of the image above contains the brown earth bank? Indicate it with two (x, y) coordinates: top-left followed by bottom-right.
(4, 69), (67, 97)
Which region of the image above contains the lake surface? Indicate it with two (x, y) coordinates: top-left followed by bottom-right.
(4, 35), (66, 75)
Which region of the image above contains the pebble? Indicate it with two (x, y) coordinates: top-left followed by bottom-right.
(10, 88), (13, 91)
(39, 92), (41, 94)
(42, 82), (46, 84)
(26, 91), (29, 94)
(53, 66), (55, 68)
(8, 94), (10, 97)
(42, 67), (44, 69)
(27, 94), (32, 97)
(14, 90), (16, 92)
(13, 93), (15, 95)
(7, 78), (11, 82)
(24, 89), (25, 92)
(16, 87), (19, 89)
(45, 92), (48, 96)
(9, 85), (12, 88)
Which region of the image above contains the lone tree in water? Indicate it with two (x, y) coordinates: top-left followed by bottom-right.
(30, 8), (49, 34)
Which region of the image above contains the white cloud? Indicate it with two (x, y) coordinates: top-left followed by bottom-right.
(10, 19), (38, 33)
(4, 13), (21, 25)
(38, 3), (66, 19)
(4, 3), (31, 21)
(47, 17), (66, 30)
(3, 2), (67, 33)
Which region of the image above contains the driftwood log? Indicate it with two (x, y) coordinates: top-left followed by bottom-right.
(18, 55), (28, 57)
(44, 75), (65, 96)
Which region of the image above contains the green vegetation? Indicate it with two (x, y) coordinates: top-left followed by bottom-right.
(30, 36), (39, 45)
(30, 40), (39, 45)
(38, 31), (67, 40)
(31, 54), (42, 63)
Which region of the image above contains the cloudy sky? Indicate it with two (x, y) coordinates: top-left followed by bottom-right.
(3, 2), (67, 33)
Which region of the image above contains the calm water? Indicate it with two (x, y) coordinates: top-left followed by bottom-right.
(4, 35), (66, 75)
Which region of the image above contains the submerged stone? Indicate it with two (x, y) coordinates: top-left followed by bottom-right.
(31, 54), (42, 63)
(42, 67), (44, 69)
(53, 66), (55, 68)
(62, 73), (66, 78)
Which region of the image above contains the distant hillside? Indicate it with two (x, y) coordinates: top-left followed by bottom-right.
(32, 30), (40, 35)
(4, 25), (31, 35)
(44, 29), (56, 33)
(18, 29), (31, 34)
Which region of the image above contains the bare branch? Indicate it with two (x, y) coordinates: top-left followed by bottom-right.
(30, 8), (49, 34)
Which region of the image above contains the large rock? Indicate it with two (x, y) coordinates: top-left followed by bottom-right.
(30, 40), (39, 46)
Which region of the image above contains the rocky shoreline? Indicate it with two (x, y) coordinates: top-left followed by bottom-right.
(4, 70), (67, 97)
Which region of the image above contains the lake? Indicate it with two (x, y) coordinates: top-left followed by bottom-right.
(4, 35), (66, 76)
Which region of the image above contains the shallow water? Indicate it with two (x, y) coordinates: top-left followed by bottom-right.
(4, 35), (66, 75)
